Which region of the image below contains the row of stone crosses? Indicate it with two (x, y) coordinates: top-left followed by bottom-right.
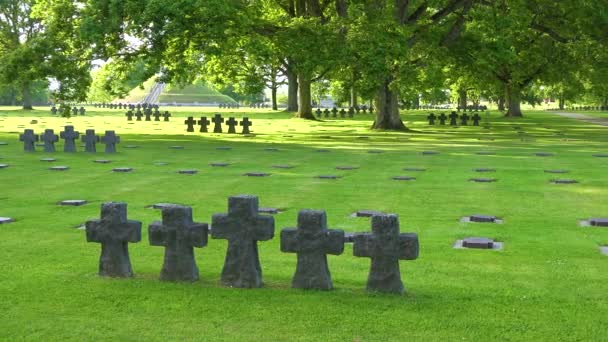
(125, 109), (172, 122)
(94, 102), (159, 111)
(316, 105), (374, 119)
(19, 127), (120, 153)
(50, 106), (86, 116)
(219, 103), (241, 109)
(185, 114), (253, 134)
(428, 111), (483, 126)
(86, 195), (418, 294)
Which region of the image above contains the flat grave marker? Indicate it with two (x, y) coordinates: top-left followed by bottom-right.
(544, 170), (569, 174)
(392, 176), (416, 181)
(315, 175), (342, 179)
(272, 165), (294, 169)
(454, 237), (503, 250)
(210, 162), (230, 167)
(49, 166), (69, 171)
(551, 179), (578, 184)
(469, 178), (497, 183)
(336, 166), (359, 170)
(178, 169), (198, 174)
(0, 217), (14, 224)
(94, 159), (112, 164)
(243, 172), (271, 177)
(113, 167), (133, 173)
(59, 200), (87, 206)
(473, 168), (496, 172)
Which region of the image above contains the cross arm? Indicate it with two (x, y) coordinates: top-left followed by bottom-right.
(148, 221), (167, 247)
(398, 233), (419, 260)
(210, 214), (236, 240)
(280, 228), (299, 253)
(187, 223), (209, 248)
(126, 221), (142, 243)
(352, 233), (373, 258)
(85, 219), (103, 243)
(254, 216), (275, 241)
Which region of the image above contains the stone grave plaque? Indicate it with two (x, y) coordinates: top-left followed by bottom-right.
(94, 159), (112, 164)
(0, 217), (14, 224)
(469, 215), (498, 223)
(169, 146), (184, 150)
(403, 167), (426, 172)
(462, 237), (495, 249)
(551, 179), (578, 184)
(316, 149), (330, 153)
(469, 178), (497, 183)
(316, 175), (341, 179)
(368, 150), (384, 154)
(125, 145), (139, 149)
(178, 169), (198, 174)
(272, 165), (293, 169)
(259, 208), (282, 215)
(154, 162), (168, 166)
(49, 166), (69, 171)
(216, 147), (232, 150)
(544, 170), (569, 174)
(113, 167), (133, 173)
(421, 151), (439, 155)
(243, 172), (271, 177)
(264, 148), (279, 152)
(392, 176), (416, 181)
(59, 200), (87, 206)
(593, 154), (608, 158)
(0, 164), (9, 169)
(473, 168), (496, 172)
(476, 151), (495, 155)
(336, 166), (359, 170)
(589, 218), (608, 227)
(210, 162), (230, 167)
(535, 152), (554, 157)
(354, 210), (384, 218)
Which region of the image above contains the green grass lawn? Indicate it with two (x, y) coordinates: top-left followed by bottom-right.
(0, 107), (606, 341)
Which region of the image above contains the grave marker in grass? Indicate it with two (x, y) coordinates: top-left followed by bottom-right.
(149, 205), (208, 281)
(184, 117), (196, 132)
(101, 131), (120, 153)
(41, 129), (58, 152)
(211, 195), (275, 288)
(85, 202), (142, 277)
(240, 117), (252, 134)
(60, 126), (80, 153)
(353, 214), (419, 294)
(212, 114), (224, 133)
(82, 129), (99, 153)
(280, 210), (344, 290)
(163, 111), (171, 121)
(19, 129), (38, 152)
(198, 117), (210, 133)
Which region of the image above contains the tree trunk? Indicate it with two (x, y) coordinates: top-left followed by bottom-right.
(286, 65), (298, 112)
(271, 86), (278, 111)
(412, 95), (420, 110)
(497, 97), (505, 111)
(22, 83), (33, 110)
(350, 82), (358, 107)
(505, 84), (523, 117)
(371, 78), (407, 130)
(295, 74), (315, 119)
(458, 88), (467, 110)
(558, 96), (564, 110)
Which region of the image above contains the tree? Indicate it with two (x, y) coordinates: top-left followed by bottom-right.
(0, 0), (90, 109)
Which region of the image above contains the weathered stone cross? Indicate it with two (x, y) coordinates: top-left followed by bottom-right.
(184, 116), (196, 132)
(20, 129), (39, 152)
(149, 205), (208, 281)
(211, 195), (275, 288)
(162, 111), (171, 121)
(353, 214), (418, 294)
(226, 117), (238, 134)
(212, 114), (224, 133)
(41, 129), (58, 152)
(101, 130), (120, 153)
(85, 202), (142, 277)
(152, 111), (161, 121)
(60, 126), (80, 152)
(198, 116), (210, 133)
(125, 111), (134, 121)
(280, 210), (344, 290)
(134, 110), (144, 121)
(82, 129), (99, 153)
(240, 117), (252, 134)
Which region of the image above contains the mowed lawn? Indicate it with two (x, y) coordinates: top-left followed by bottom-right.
(0, 107), (606, 341)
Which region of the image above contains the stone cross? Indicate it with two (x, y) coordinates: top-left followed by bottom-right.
(163, 111), (171, 121)
(41, 129), (58, 152)
(362, 106), (368, 114)
(72, 107), (78, 116)
(101, 130), (120, 153)
(449, 111), (458, 126)
(211, 195), (275, 288)
(472, 113), (481, 126)
(226, 117), (238, 134)
(198, 117), (210, 133)
(85, 202), (142, 277)
(144, 108), (152, 121)
(82, 129), (99, 153)
(315, 108), (322, 117)
(134, 110), (143, 121)
(323, 108), (330, 118)
(280, 210), (344, 290)
(240, 117), (252, 134)
(125, 111), (134, 121)
(51, 107), (57, 115)
(149, 205), (208, 281)
(340, 108), (346, 118)
(353, 214), (419, 294)
(60, 126), (80, 152)
(184, 116), (196, 132)
(438, 113), (447, 125)
(20, 129), (39, 152)
(348, 107), (354, 118)
(79, 107), (86, 115)
(460, 113), (469, 126)
(427, 113), (436, 125)
(212, 114), (224, 133)
(369, 106), (374, 114)
(153, 111), (161, 121)
(331, 107), (338, 118)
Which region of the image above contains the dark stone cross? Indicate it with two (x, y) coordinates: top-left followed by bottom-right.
(472, 113), (481, 126)
(144, 108), (152, 121)
(153, 111), (161, 121)
(369, 106), (374, 114)
(315, 108), (322, 117)
(226, 117), (238, 134)
(79, 107), (86, 115)
(211, 195), (275, 288)
(331, 107), (338, 118)
(72, 107), (78, 116)
(438, 113), (447, 125)
(240, 117), (252, 134)
(163, 111), (171, 121)
(101, 130), (120, 153)
(51, 107), (57, 115)
(323, 108), (330, 118)
(134, 110), (144, 121)
(340, 108), (346, 118)
(212, 114), (224, 133)
(60, 126), (80, 152)
(348, 107), (355, 118)
(184, 116), (196, 132)
(460, 113), (469, 126)
(198, 117), (210, 133)
(81, 129), (99, 153)
(449, 111), (458, 126)
(280, 210), (344, 290)
(41, 129), (58, 152)
(149, 205), (209, 281)
(353, 214), (419, 294)
(427, 113), (436, 125)
(85, 202), (142, 277)
(125, 111), (134, 121)
(20, 129), (39, 152)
